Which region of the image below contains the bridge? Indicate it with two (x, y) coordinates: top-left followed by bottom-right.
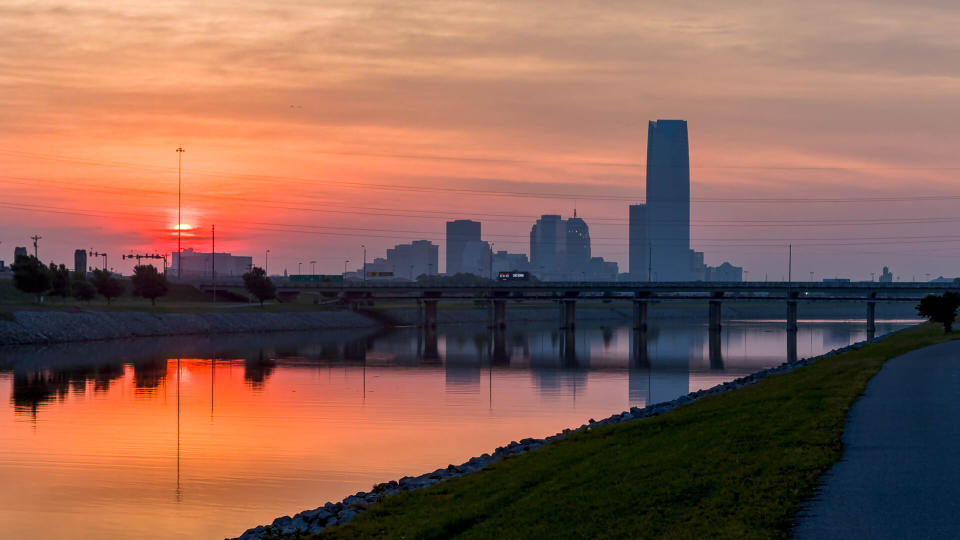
(197, 279), (956, 334)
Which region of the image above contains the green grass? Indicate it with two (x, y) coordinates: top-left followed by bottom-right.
(313, 323), (955, 539)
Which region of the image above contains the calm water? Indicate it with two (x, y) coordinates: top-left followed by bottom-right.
(0, 319), (913, 539)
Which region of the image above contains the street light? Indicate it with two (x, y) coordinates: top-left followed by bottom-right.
(298, 262), (302, 275)
(344, 260), (350, 276)
(311, 260), (317, 274)
(176, 146), (184, 280)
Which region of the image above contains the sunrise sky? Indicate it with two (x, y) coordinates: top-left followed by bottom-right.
(3, 0), (960, 279)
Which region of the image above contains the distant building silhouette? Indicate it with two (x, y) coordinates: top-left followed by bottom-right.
(367, 240), (439, 280)
(460, 240), (492, 277)
(74, 249), (87, 275)
(170, 248), (252, 278)
(529, 213), (615, 280)
(565, 211), (591, 270)
(705, 262), (743, 281)
(492, 250), (531, 275)
(14, 246), (27, 260)
(445, 219), (481, 275)
(629, 204), (648, 280)
(879, 266), (894, 283)
(646, 120), (691, 280)
(530, 215), (566, 276)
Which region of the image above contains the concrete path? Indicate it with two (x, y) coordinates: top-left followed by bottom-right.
(794, 340), (960, 539)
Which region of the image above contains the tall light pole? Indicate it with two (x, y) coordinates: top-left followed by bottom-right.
(176, 146), (184, 280)
(298, 262), (302, 274)
(265, 249), (270, 275)
(361, 245), (366, 283)
(489, 241), (495, 279)
(311, 260), (317, 274)
(344, 259), (349, 276)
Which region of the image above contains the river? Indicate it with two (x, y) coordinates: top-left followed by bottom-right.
(0, 319), (914, 539)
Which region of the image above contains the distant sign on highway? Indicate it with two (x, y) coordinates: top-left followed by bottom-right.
(367, 271), (394, 277)
(290, 274), (344, 282)
(498, 271), (530, 281)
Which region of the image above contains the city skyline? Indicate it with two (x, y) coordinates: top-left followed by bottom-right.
(4, 1), (960, 281)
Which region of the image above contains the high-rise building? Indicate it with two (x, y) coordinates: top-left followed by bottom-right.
(530, 215), (565, 276)
(646, 119), (691, 281)
(385, 240), (438, 279)
(74, 249), (87, 275)
(565, 211), (591, 269)
(445, 220), (481, 275)
(460, 240), (492, 277)
(14, 246), (27, 260)
(629, 204), (648, 280)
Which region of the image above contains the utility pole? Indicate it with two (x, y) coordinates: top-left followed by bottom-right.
(265, 249), (270, 275)
(212, 224), (216, 303)
(361, 244), (366, 283)
(176, 146), (185, 280)
(31, 235), (41, 259)
(788, 244), (792, 283)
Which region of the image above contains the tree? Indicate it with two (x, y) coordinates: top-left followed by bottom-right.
(131, 264), (169, 306)
(917, 292), (960, 333)
(90, 269), (124, 304)
(12, 255), (51, 302)
(49, 263), (72, 299)
(243, 266), (276, 307)
(72, 279), (96, 302)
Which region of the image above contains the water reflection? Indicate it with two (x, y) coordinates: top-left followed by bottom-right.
(0, 320), (913, 539)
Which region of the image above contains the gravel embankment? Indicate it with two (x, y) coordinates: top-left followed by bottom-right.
(0, 310), (380, 346)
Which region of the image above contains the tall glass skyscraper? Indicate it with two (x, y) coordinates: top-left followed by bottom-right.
(445, 219), (481, 274)
(645, 119), (690, 281)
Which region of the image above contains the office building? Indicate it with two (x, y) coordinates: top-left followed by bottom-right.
(646, 119), (691, 280)
(384, 240), (439, 280)
(459, 240), (492, 277)
(492, 250), (531, 275)
(170, 248), (253, 278)
(530, 215), (566, 276)
(565, 211), (591, 269)
(629, 204), (648, 280)
(445, 220), (481, 275)
(74, 249), (87, 275)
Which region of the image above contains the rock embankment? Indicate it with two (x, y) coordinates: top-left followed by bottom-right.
(230, 330), (903, 540)
(0, 310), (379, 346)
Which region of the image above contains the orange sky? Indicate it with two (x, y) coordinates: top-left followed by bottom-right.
(3, 1), (960, 279)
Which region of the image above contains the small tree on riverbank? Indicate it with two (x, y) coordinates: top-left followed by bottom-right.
(49, 263), (72, 300)
(72, 279), (96, 302)
(12, 255), (51, 302)
(243, 266), (275, 307)
(131, 264), (169, 306)
(917, 292), (960, 333)
(90, 269), (124, 304)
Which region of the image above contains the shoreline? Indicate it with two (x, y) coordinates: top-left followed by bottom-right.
(229, 326), (911, 540)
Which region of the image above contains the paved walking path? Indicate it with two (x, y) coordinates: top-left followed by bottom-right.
(794, 340), (960, 539)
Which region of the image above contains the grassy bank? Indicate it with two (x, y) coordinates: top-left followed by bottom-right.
(311, 323), (954, 539)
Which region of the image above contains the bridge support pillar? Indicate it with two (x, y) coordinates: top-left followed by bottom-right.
(493, 300), (507, 329)
(786, 294), (799, 331)
(560, 299), (577, 329)
(787, 327), (798, 364)
(633, 300), (648, 331)
(708, 291), (724, 331)
(709, 327), (723, 370)
(424, 300), (438, 329)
